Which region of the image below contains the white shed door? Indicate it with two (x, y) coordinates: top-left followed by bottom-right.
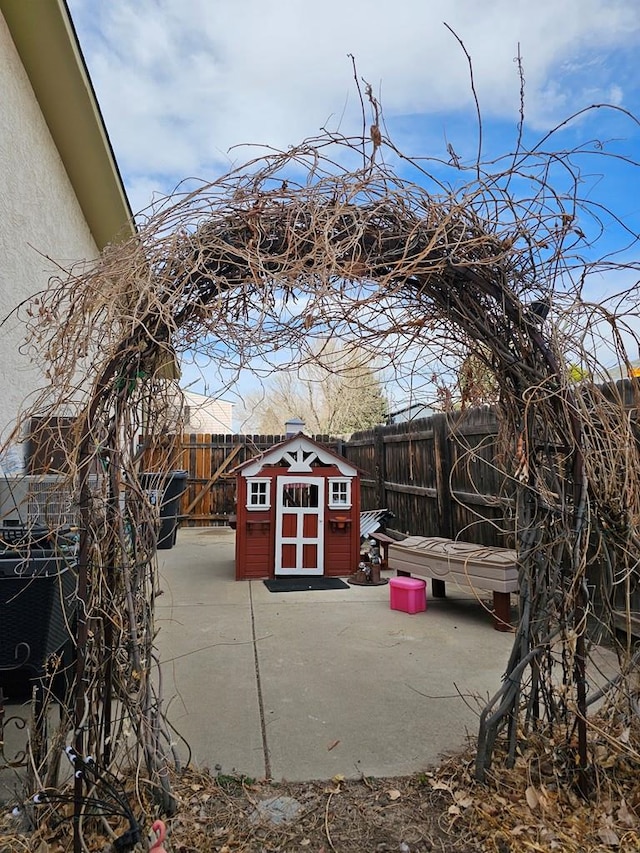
(275, 476), (324, 575)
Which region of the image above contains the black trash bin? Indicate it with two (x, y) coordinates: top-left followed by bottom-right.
(0, 554), (77, 685)
(141, 470), (188, 550)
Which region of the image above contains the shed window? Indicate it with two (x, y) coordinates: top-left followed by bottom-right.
(329, 478), (351, 508)
(282, 482), (319, 508)
(247, 478), (271, 510)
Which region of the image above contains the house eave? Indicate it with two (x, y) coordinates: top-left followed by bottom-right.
(0, 0), (135, 250)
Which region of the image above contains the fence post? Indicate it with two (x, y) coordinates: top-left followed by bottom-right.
(374, 425), (386, 508)
(433, 413), (454, 539)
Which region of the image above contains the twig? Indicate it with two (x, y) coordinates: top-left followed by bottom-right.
(444, 23), (483, 179)
(325, 790), (338, 853)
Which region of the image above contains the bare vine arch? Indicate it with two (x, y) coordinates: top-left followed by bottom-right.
(7, 108), (640, 843)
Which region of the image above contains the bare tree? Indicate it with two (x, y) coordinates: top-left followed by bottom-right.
(241, 344), (387, 435)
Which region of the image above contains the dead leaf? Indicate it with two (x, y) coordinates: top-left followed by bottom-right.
(525, 785), (540, 810)
(597, 827), (620, 847)
(387, 789), (402, 801)
(453, 789), (473, 809)
(448, 804), (461, 816)
(595, 744), (608, 762)
(332, 774), (345, 784)
(617, 799), (637, 827)
(429, 779), (451, 791)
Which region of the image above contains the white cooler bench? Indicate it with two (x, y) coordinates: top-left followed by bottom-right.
(388, 536), (518, 631)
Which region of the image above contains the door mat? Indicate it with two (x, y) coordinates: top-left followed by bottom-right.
(264, 577), (350, 593)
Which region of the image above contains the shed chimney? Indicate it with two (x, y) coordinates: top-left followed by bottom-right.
(285, 417), (306, 438)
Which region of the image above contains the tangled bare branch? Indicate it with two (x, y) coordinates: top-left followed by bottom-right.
(3, 102), (640, 846)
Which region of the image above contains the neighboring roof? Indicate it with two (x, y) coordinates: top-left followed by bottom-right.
(0, 0), (135, 250)
(387, 402), (436, 424)
(182, 389), (233, 406)
(233, 433), (358, 478)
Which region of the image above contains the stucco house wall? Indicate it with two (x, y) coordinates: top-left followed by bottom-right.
(0, 1), (133, 469)
(0, 13), (96, 447)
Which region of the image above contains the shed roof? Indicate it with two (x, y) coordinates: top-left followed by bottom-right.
(233, 433), (358, 478)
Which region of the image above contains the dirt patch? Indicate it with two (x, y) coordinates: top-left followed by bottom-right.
(166, 728), (640, 853)
(3, 730), (640, 851)
(169, 766), (478, 852)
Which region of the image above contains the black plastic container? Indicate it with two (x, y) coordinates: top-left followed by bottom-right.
(0, 556), (77, 680)
(140, 470), (188, 550)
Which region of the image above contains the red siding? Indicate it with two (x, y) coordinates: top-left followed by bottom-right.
(324, 475), (361, 577)
(235, 477), (273, 579)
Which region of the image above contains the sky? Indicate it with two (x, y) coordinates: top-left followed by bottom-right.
(66, 0), (640, 423)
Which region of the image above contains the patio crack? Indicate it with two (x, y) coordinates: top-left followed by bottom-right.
(249, 582), (271, 779)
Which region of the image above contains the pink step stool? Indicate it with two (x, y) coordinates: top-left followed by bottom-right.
(389, 576), (427, 614)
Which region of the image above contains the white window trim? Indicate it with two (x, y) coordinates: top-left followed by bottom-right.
(328, 477), (352, 509)
(247, 477), (271, 510)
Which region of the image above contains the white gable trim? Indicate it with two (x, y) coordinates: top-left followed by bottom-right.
(241, 435), (357, 478)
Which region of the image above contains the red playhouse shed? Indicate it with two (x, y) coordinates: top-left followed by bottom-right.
(232, 432), (361, 580)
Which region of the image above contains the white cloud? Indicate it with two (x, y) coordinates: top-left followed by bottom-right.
(67, 0), (640, 213)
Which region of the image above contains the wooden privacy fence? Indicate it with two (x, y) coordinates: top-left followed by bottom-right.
(148, 433), (341, 525)
(28, 380), (640, 623)
(138, 379), (638, 552)
(345, 381), (640, 628)
(151, 413), (508, 543)
(345, 406), (511, 547)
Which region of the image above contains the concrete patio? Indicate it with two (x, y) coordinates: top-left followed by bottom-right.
(155, 527), (516, 782)
(1, 525), (620, 806)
